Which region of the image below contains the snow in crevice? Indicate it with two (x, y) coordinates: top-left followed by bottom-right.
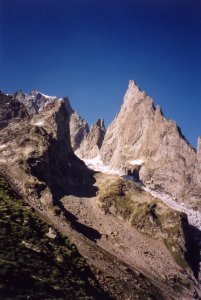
(76, 154), (201, 231)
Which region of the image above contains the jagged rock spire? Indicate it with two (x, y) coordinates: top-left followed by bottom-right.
(123, 80), (147, 106)
(100, 80), (200, 208)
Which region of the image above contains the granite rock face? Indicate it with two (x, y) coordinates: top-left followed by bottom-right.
(76, 118), (106, 159)
(100, 80), (201, 209)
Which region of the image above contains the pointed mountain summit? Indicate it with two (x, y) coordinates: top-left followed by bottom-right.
(123, 80), (148, 106)
(100, 80), (200, 208)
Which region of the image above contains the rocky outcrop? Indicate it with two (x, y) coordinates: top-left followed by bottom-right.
(76, 118), (106, 159)
(100, 80), (201, 209)
(0, 94), (95, 208)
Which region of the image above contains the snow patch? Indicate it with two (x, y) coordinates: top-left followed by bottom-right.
(128, 159), (144, 165)
(76, 154), (122, 175)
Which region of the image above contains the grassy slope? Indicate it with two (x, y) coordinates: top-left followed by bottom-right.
(0, 176), (109, 300)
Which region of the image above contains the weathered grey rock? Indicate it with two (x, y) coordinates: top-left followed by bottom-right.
(76, 118), (106, 159)
(100, 80), (201, 209)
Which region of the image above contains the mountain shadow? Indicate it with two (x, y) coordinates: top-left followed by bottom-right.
(27, 144), (98, 203)
(182, 218), (201, 279)
(57, 201), (102, 242)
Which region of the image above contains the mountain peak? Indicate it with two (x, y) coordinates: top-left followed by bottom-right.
(124, 80), (147, 105)
(30, 89), (41, 96)
(128, 79), (139, 89)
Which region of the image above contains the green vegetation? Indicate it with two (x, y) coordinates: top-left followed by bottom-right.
(0, 176), (108, 299)
(98, 178), (135, 220)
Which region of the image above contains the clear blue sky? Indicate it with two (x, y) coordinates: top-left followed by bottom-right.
(0, 0), (201, 147)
